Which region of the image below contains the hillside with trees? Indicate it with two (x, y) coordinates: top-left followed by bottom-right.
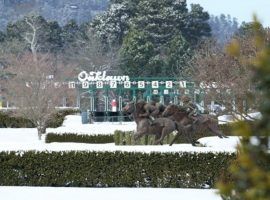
(0, 0), (108, 30)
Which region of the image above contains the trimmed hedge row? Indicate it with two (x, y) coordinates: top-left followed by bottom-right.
(45, 133), (114, 144)
(44, 123), (236, 145)
(0, 112), (35, 128)
(0, 151), (236, 188)
(114, 130), (178, 145)
(114, 123), (234, 145)
(114, 121), (258, 145)
(0, 109), (79, 128)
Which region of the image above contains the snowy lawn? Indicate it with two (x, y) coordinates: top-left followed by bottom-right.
(0, 187), (222, 200)
(0, 115), (238, 200)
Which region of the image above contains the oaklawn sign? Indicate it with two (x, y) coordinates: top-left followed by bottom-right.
(69, 71), (188, 90)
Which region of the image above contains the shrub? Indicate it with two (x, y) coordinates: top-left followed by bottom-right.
(45, 133), (114, 144)
(0, 151), (236, 188)
(0, 109), (79, 128)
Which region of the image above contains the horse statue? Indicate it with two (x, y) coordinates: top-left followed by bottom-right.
(162, 104), (228, 146)
(122, 101), (183, 145)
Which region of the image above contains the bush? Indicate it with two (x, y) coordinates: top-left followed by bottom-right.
(0, 109), (79, 128)
(0, 111), (35, 128)
(45, 133), (114, 144)
(114, 130), (179, 145)
(0, 151), (236, 188)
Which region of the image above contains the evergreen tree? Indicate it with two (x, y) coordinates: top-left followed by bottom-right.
(5, 14), (63, 54)
(45, 21), (63, 53)
(208, 14), (239, 45)
(91, 0), (139, 46)
(131, 0), (188, 47)
(62, 19), (82, 50)
(119, 29), (159, 76)
(0, 31), (6, 42)
(117, 0), (210, 76)
(165, 34), (191, 77)
(183, 4), (211, 45)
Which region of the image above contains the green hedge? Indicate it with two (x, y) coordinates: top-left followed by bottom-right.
(0, 112), (35, 128)
(0, 151), (236, 188)
(43, 122), (255, 145)
(46, 133), (114, 144)
(114, 122), (258, 145)
(114, 130), (179, 145)
(0, 109), (79, 128)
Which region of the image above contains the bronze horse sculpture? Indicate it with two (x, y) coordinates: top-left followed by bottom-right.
(162, 104), (228, 146)
(122, 101), (182, 145)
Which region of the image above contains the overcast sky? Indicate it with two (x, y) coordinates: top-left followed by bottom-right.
(187, 0), (270, 27)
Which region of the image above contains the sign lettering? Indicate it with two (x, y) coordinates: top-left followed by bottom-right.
(78, 71), (130, 82)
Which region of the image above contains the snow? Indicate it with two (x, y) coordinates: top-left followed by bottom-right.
(0, 115), (237, 200)
(0, 187), (222, 200)
(218, 112), (261, 124)
(0, 115), (240, 153)
(0, 126), (239, 153)
(55, 115), (136, 135)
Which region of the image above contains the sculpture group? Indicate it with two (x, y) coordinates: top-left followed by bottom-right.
(122, 99), (227, 146)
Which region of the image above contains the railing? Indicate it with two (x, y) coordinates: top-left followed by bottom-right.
(90, 115), (132, 123)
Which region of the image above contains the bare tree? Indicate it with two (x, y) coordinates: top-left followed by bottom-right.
(23, 16), (40, 61)
(5, 53), (72, 140)
(64, 27), (120, 73)
(190, 36), (263, 119)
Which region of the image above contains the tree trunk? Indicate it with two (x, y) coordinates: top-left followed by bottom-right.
(37, 126), (46, 140)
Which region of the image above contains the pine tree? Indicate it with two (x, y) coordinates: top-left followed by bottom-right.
(119, 29), (158, 76)
(208, 14), (239, 46)
(93, 0), (211, 77)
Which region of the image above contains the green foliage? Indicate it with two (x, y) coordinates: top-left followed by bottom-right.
(119, 29), (159, 76)
(45, 133), (114, 144)
(165, 34), (192, 76)
(61, 19), (82, 50)
(46, 109), (79, 128)
(217, 20), (270, 200)
(92, 0), (211, 77)
(0, 31), (5, 42)
(184, 4), (211, 45)
(2, 14), (85, 55)
(0, 109), (78, 128)
(0, 111), (34, 128)
(0, 151), (236, 188)
(91, 0), (139, 46)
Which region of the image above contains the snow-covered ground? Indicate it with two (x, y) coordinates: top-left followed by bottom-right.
(0, 115), (239, 200)
(0, 187), (222, 200)
(0, 115), (240, 153)
(218, 112), (261, 124)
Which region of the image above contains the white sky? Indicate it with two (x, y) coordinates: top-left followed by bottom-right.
(187, 0), (270, 27)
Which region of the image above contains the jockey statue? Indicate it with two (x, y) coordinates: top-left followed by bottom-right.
(139, 100), (163, 125)
(180, 95), (199, 125)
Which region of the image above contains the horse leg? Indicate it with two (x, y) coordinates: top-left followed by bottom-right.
(207, 122), (228, 138)
(170, 122), (186, 146)
(154, 127), (170, 145)
(153, 134), (161, 145)
(185, 125), (199, 146)
(134, 130), (146, 141)
(170, 131), (181, 146)
(184, 125), (192, 143)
